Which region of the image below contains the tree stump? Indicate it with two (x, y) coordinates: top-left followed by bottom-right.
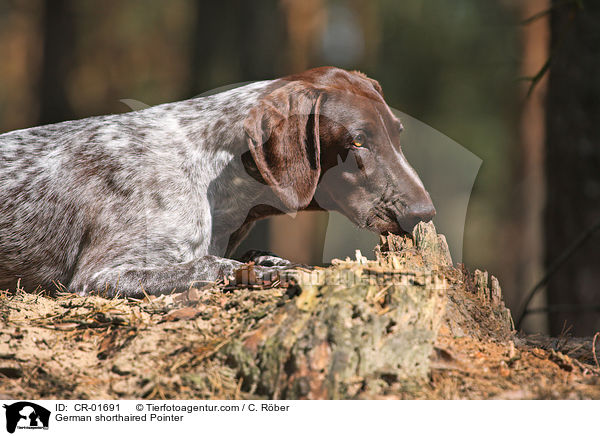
(222, 222), (457, 399)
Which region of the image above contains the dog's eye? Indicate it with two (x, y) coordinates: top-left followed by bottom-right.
(352, 133), (366, 147)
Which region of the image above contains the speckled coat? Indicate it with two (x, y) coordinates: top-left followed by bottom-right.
(0, 67), (435, 296)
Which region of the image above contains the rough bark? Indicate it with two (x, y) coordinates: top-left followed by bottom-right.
(222, 223), (513, 399)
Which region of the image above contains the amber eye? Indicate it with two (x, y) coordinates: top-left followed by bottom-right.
(352, 133), (366, 147)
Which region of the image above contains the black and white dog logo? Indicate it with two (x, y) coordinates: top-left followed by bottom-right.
(3, 402), (50, 434)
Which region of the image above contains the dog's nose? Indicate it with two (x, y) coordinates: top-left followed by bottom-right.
(412, 202), (436, 222)
(398, 202), (436, 233)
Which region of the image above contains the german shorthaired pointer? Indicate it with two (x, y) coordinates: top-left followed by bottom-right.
(0, 67), (435, 296)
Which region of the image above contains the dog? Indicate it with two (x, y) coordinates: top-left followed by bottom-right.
(0, 67), (435, 296)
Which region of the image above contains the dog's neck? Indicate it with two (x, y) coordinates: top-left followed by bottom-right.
(165, 80), (293, 255)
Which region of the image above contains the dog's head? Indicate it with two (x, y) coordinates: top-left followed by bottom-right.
(243, 66), (435, 234)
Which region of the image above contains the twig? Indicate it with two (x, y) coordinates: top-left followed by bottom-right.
(521, 6), (553, 25)
(556, 321), (572, 352)
(516, 216), (600, 329)
(520, 0), (583, 97)
(593, 332), (600, 370)
(521, 57), (551, 97)
(520, 0), (582, 25)
(138, 280), (153, 305)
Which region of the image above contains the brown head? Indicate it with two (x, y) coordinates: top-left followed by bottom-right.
(243, 66), (435, 234)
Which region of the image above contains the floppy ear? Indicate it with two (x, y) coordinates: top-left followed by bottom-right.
(243, 81), (324, 211)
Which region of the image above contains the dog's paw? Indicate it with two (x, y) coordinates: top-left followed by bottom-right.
(253, 255), (291, 267)
(239, 249), (292, 267)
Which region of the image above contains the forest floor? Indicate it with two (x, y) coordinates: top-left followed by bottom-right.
(1, 226), (599, 400)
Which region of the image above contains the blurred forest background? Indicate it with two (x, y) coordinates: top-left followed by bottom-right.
(0, 0), (598, 336)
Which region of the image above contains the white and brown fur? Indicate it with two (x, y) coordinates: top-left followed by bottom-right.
(0, 67), (435, 296)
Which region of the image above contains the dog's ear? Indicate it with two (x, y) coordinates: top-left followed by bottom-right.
(243, 81), (325, 211)
(367, 77), (384, 98)
(351, 70), (384, 98)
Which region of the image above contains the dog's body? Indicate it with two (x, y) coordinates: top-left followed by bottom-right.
(0, 67), (435, 296)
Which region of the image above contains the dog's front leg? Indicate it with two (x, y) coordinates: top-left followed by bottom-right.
(69, 255), (286, 297)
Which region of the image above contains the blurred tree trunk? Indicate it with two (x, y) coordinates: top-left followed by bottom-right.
(38, 0), (75, 125)
(545, 0), (600, 335)
(514, 0), (549, 333)
(188, 0), (285, 96)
